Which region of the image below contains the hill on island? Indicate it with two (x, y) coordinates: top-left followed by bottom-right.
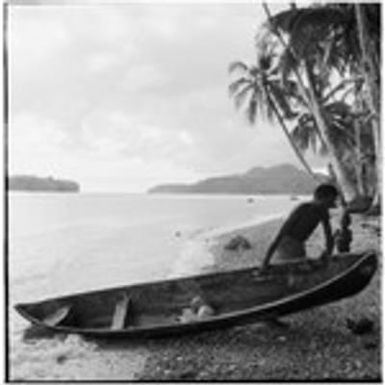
(8, 175), (80, 192)
(148, 164), (330, 195)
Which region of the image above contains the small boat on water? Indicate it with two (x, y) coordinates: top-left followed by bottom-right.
(15, 251), (377, 338)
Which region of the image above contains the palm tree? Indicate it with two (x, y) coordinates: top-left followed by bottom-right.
(259, 3), (380, 207)
(282, 69), (370, 204)
(228, 52), (321, 182)
(354, 4), (381, 212)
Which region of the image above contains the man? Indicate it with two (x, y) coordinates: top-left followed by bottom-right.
(262, 184), (338, 268)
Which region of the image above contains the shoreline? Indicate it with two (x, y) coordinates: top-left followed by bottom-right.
(203, 216), (285, 273)
(170, 214), (285, 278)
(138, 211), (381, 381)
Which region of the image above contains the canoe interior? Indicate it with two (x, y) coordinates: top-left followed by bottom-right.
(16, 252), (376, 333)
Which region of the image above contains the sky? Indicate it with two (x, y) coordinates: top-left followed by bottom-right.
(8, 1), (326, 192)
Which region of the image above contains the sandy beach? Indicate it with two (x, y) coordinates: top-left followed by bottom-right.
(10, 209), (381, 381)
(136, 211), (381, 381)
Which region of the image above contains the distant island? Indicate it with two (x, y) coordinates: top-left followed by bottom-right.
(8, 175), (80, 193)
(148, 164), (330, 195)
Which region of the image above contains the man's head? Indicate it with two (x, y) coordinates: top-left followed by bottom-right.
(314, 184), (339, 208)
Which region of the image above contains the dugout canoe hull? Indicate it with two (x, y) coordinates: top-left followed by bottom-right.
(15, 251), (377, 338)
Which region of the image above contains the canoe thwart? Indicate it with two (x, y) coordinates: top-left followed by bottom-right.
(43, 305), (72, 327)
(111, 294), (131, 330)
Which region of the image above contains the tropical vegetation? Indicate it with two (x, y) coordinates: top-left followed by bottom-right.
(228, 2), (381, 213)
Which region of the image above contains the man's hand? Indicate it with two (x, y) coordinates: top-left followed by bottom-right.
(319, 250), (330, 260)
(259, 258), (271, 273)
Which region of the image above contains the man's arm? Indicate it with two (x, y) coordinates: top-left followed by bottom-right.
(261, 206), (303, 268)
(262, 233), (282, 268)
(321, 216), (334, 256)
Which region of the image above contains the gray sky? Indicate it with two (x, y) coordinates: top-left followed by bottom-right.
(8, 1), (325, 192)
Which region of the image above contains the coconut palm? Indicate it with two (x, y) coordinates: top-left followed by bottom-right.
(228, 51), (321, 182)
(354, 4), (381, 211)
(259, 2), (380, 207)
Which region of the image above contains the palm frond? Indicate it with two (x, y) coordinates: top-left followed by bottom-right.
(322, 77), (362, 103)
(325, 101), (353, 116)
(228, 61), (249, 74)
(269, 83), (298, 119)
(268, 7), (346, 35)
(264, 95), (275, 122)
(281, 80), (308, 109)
(290, 111), (322, 153)
(232, 84), (253, 110)
(228, 78), (251, 97)
(247, 99), (257, 124)
(298, 113), (313, 127)
(290, 124), (311, 152)
(278, 49), (298, 87)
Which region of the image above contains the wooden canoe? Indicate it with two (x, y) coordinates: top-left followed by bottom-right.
(15, 251), (377, 338)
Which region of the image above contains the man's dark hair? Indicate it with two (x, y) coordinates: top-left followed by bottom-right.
(314, 184), (339, 200)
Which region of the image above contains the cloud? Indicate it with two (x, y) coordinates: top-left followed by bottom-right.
(9, 112), (72, 176)
(9, 10), (70, 75)
(9, 3), (322, 192)
(80, 110), (196, 162)
(141, 7), (181, 41)
(86, 51), (121, 73)
(123, 65), (169, 91)
(10, 113), (68, 153)
(9, 110), (201, 191)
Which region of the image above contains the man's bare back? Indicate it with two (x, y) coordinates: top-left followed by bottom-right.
(262, 184), (338, 268)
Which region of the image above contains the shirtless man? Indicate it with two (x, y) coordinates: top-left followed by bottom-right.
(262, 184), (338, 269)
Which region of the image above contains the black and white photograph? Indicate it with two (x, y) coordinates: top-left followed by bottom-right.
(6, 1), (381, 381)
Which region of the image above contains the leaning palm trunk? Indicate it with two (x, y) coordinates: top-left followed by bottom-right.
(355, 4), (381, 212)
(266, 88), (322, 182)
(262, 3), (360, 203)
(353, 87), (371, 199)
(353, 120), (365, 197)
(303, 63), (360, 202)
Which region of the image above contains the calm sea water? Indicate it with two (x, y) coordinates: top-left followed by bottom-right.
(8, 192), (303, 380)
(8, 192), (302, 303)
